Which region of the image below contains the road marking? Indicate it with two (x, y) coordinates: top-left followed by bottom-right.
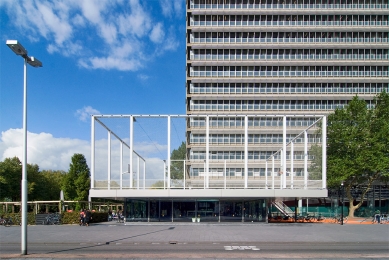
(224, 245), (260, 251)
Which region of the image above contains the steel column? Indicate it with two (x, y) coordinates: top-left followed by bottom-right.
(167, 116), (171, 189)
(283, 116), (287, 188)
(120, 142), (123, 190)
(265, 161), (268, 189)
(244, 115), (248, 189)
(108, 131), (111, 190)
(206, 116), (209, 188)
(322, 116), (327, 189)
(130, 116), (134, 188)
(21, 58), (27, 255)
(291, 142), (294, 189)
(304, 130), (308, 189)
(91, 116), (95, 189)
(137, 156), (140, 190)
(272, 156), (275, 190)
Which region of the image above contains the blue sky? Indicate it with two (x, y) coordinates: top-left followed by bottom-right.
(0, 0), (187, 172)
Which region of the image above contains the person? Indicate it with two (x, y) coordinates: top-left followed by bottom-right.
(79, 209), (85, 226)
(375, 210), (381, 224)
(85, 210), (92, 226)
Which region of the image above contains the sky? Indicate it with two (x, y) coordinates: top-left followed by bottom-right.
(0, 0), (187, 177)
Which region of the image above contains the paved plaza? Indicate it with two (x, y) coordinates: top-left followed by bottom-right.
(0, 220), (388, 259)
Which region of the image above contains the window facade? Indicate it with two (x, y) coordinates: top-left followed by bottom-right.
(186, 0), (389, 178)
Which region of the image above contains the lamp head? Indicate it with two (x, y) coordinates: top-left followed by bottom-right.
(28, 57), (43, 67)
(6, 40), (28, 56)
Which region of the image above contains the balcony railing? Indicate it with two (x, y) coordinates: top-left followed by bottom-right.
(191, 20), (389, 27)
(190, 54), (389, 61)
(191, 37), (389, 44)
(190, 71), (389, 77)
(190, 4), (389, 10)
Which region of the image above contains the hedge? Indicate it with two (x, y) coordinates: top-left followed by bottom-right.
(0, 211), (108, 225)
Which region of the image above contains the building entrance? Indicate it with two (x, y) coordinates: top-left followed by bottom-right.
(124, 198), (266, 222)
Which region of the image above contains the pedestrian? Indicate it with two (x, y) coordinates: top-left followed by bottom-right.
(375, 210), (381, 224)
(79, 209), (85, 226)
(85, 210), (92, 226)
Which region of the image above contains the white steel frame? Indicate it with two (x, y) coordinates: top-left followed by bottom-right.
(90, 114), (327, 191)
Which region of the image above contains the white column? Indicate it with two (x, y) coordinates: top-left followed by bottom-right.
(265, 161), (268, 189)
(280, 151), (283, 189)
(143, 160), (146, 189)
(224, 160), (227, 189)
(91, 116), (95, 189)
(137, 156), (140, 190)
(291, 142), (294, 189)
(283, 116), (287, 188)
(120, 142), (123, 190)
(130, 116), (134, 188)
(272, 156), (275, 190)
(167, 116), (171, 189)
(163, 160), (166, 190)
(244, 115), (248, 189)
(205, 116), (209, 188)
(203, 160), (206, 189)
(322, 116), (327, 189)
(108, 131), (111, 190)
(183, 160), (186, 190)
(304, 130), (308, 189)
(21, 58), (28, 255)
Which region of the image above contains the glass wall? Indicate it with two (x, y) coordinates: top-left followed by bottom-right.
(125, 199), (266, 222)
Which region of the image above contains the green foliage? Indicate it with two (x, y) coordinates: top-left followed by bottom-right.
(0, 157), (66, 201)
(62, 154), (90, 201)
(0, 212), (35, 225)
(170, 141), (186, 179)
(308, 144), (322, 180)
(326, 91), (389, 216)
(0, 157), (22, 201)
(150, 180), (165, 188)
(60, 211), (108, 224)
(60, 211), (80, 224)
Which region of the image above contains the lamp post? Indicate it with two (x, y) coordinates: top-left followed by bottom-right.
(341, 181), (344, 225)
(6, 40), (42, 255)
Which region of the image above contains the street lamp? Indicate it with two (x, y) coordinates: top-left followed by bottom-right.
(6, 40), (42, 255)
(341, 181), (344, 225)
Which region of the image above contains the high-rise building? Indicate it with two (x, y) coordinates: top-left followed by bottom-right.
(185, 0), (388, 181)
(89, 0), (388, 222)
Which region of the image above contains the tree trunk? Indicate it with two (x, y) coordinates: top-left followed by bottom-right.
(346, 187), (361, 218)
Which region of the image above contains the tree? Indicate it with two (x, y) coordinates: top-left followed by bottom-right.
(170, 141), (186, 179)
(308, 144), (322, 180)
(0, 157), (22, 201)
(326, 92), (389, 217)
(38, 170), (65, 200)
(62, 154), (90, 202)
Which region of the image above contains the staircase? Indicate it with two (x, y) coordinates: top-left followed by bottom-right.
(272, 200), (294, 218)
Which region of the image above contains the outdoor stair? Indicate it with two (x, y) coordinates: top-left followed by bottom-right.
(272, 200), (294, 218)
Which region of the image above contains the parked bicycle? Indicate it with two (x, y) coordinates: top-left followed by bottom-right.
(332, 214), (348, 224)
(0, 216), (14, 227)
(42, 213), (61, 225)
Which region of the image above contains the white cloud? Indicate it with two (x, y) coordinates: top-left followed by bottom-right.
(0, 129), (166, 180)
(2, 0), (182, 72)
(149, 23), (164, 43)
(75, 106), (101, 122)
(79, 56), (142, 71)
(160, 0), (173, 17)
(137, 74), (149, 81)
(0, 129), (89, 171)
(160, 0), (183, 18)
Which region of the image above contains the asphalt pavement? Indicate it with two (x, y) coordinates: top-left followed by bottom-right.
(0, 221), (388, 259)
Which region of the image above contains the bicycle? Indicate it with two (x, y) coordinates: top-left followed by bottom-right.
(1, 217), (14, 227)
(43, 213), (61, 225)
(331, 215), (348, 224)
